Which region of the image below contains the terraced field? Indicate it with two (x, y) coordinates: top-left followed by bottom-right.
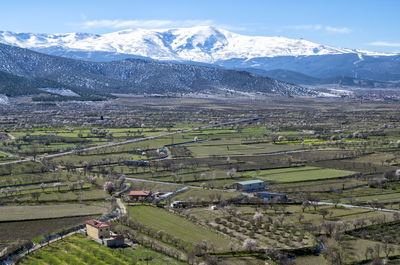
(128, 205), (235, 252)
(0, 203), (108, 221)
(187, 140), (300, 157)
(20, 234), (185, 265)
(242, 166), (356, 183)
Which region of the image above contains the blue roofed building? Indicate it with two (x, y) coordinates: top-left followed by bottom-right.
(257, 192), (287, 202)
(233, 180), (265, 192)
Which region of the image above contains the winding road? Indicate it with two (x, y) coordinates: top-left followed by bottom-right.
(116, 198), (126, 215)
(313, 201), (400, 213)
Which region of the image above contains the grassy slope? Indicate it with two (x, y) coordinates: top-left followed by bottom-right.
(128, 206), (233, 252)
(243, 167), (356, 183)
(20, 234), (185, 265)
(0, 203), (108, 221)
(0, 216), (97, 243)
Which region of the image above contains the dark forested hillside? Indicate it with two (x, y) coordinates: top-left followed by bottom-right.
(0, 70), (112, 101)
(0, 43), (316, 97)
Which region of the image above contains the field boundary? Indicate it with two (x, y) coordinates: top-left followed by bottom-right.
(0, 213), (103, 224)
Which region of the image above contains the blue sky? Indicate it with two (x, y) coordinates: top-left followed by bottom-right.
(1, 0), (399, 53)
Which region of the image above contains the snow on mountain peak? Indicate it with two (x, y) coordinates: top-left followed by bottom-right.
(0, 27), (394, 63)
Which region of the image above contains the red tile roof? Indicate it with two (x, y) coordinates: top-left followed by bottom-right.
(111, 234), (124, 240)
(129, 190), (151, 196)
(86, 219), (110, 228)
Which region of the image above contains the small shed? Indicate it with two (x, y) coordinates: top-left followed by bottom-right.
(257, 192), (287, 202)
(170, 201), (187, 208)
(124, 160), (148, 166)
(233, 180), (265, 192)
(103, 234), (124, 247)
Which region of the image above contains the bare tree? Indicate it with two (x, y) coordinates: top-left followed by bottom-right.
(253, 212), (263, 223)
(393, 212), (400, 221)
(53, 182), (62, 192)
(301, 200), (310, 212)
(31, 192), (40, 201)
(242, 238), (258, 252)
(229, 242), (238, 256)
(325, 246), (344, 265)
(103, 181), (115, 195)
(319, 209), (329, 220)
(227, 168), (237, 178)
(69, 182), (77, 191)
(382, 240), (394, 258)
(297, 214), (304, 223)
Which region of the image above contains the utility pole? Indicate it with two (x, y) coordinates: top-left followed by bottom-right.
(78, 173), (82, 205)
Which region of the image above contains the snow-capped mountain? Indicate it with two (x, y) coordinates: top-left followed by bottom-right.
(1, 26), (399, 82)
(0, 26), (392, 63)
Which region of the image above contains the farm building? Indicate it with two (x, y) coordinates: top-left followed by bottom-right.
(129, 190), (152, 201)
(86, 220), (110, 239)
(86, 219), (124, 247)
(170, 201), (187, 208)
(123, 160), (148, 166)
(257, 192), (287, 202)
(233, 180), (265, 192)
(103, 234), (125, 247)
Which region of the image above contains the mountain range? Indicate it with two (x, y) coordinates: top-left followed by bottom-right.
(0, 26), (391, 62)
(244, 69), (400, 89)
(1, 26), (399, 84)
(0, 42), (315, 98)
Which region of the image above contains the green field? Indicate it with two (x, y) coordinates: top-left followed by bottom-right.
(187, 140), (300, 157)
(128, 205), (235, 252)
(0, 203), (108, 221)
(4, 97), (400, 265)
(20, 234), (185, 265)
(172, 188), (242, 201)
(294, 255), (328, 265)
(242, 166), (356, 183)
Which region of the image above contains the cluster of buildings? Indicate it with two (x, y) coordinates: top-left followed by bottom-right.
(128, 189), (188, 202)
(84, 178), (286, 248)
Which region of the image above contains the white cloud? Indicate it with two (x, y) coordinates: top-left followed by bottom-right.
(286, 24), (323, 31)
(368, 41), (400, 47)
(325, 26), (351, 33)
(75, 19), (250, 32)
(80, 19), (215, 29)
(283, 24), (351, 33)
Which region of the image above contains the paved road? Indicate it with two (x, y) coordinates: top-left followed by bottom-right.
(116, 198), (126, 215)
(7, 134), (15, 140)
(0, 150), (16, 158)
(0, 117), (259, 166)
(313, 201), (400, 213)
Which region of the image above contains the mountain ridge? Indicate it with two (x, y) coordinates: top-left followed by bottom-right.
(0, 26), (393, 62)
(0, 42), (316, 97)
(1, 26), (398, 82)
(243, 68), (399, 88)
